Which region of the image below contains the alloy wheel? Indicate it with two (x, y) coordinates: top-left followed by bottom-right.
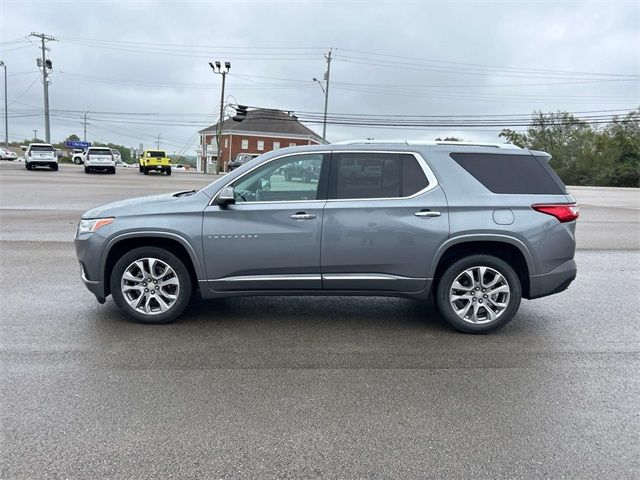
(120, 257), (180, 315)
(449, 266), (510, 324)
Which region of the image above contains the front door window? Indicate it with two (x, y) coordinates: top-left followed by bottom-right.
(232, 153), (324, 203)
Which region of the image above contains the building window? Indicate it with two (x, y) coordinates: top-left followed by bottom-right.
(257, 140), (264, 151)
(273, 141), (280, 150)
(224, 138), (228, 148)
(289, 142), (296, 147)
(241, 139), (249, 150)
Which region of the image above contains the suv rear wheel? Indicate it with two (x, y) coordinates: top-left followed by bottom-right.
(110, 247), (192, 324)
(436, 254), (522, 334)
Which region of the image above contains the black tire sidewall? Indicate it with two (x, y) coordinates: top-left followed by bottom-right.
(110, 247), (192, 324)
(436, 254), (522, 334)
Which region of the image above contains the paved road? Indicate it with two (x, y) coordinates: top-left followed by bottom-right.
(1, 162), (639, 478)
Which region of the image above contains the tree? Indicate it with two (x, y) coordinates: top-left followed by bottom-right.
(64, 134), (81, 142)
(499, 108), (639, 187)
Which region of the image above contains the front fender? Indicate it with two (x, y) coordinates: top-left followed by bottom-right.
(99, 230), (205, 283)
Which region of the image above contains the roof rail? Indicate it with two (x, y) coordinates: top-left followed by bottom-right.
(332, 139), (520, 149)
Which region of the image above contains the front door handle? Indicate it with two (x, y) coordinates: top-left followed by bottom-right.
(290, 212), (317, 220)
(415, 210), (441, 218)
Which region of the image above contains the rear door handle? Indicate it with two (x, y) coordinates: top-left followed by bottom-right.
(290, 212), (317, 220)
(415, 210), (441, 218)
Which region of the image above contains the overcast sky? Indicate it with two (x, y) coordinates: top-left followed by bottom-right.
(1, 0), (639, 154)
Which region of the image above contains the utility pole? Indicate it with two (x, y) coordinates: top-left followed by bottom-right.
(29, 32), (56, 143)
(313, 49), (332, 142)
(209, 61), (230, 174)
(156, 133), (161, 149)
(82, 111), (89, 142)
(33, 129), (38, 140)
(0, 61), (7, 146)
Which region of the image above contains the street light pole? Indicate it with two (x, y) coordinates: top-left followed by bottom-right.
(29, 33), (56, 143)
(0, 61), (7, 146)
(82, 111), (89, 142)
(156, 133), (161, 149)
(313, 49), (332, 142)
(209, 60), (230, 174)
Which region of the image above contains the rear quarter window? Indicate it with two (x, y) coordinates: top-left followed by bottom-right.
(450, 153), (565, 195)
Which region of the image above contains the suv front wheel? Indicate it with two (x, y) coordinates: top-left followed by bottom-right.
(110, 247), (192, 324)
(436, 254), (522, 334)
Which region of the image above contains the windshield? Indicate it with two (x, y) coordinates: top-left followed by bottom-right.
(147, 151), (166, 158)
(30, 145), (54, 153)
(88, 149), (112, 156)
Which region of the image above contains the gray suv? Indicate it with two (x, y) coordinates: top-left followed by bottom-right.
(75, 141), (578, 333)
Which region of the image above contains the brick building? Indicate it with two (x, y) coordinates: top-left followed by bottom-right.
(197, 108), (324, 172)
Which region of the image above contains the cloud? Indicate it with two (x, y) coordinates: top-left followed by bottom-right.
(1, 0), (638, 150)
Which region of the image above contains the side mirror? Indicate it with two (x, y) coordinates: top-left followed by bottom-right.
(260, 178), (271, 191)
(216, 186), (236, 206)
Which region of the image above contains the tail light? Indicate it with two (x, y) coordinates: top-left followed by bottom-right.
(532, 204), (579, 223)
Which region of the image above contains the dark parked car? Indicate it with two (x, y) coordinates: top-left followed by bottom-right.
(282, 159), (320, 182)
(228, 153), (258, 172)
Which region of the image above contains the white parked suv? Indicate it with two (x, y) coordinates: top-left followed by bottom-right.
(84, 147), (116, 174)
(24, 143), (58, 171)
(72, 149), (86, 165)
(1, 147), (19, 160)
(111, 149), (122, 163)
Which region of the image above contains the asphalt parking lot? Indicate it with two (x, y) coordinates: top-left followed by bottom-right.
(1, 162), (639, 478)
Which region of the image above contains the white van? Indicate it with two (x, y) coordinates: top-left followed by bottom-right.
(24, 143), (58, 171)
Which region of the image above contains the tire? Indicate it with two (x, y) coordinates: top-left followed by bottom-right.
(166, 167), (171, 176)
(73, 157), (82, 165)
(51, 164), (58, 171)
(110, 247), (192, 324)
(110, 167), (116, 174)
(84, 167), (90, 174)
(436, 254), (522, 334)
(25, 162), (31, 170)
(143, 167), (149, 175)
(139, 164), (143, 173)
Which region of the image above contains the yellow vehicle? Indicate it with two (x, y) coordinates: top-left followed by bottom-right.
(139, 150), (171, 175)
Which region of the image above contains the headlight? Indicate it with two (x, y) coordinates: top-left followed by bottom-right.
(78, 217), (115, 235)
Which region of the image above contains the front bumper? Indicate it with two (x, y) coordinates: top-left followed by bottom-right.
(79, 262), (106, 303)
(527, 259), (577, 299)
(75, 235), (107, 302)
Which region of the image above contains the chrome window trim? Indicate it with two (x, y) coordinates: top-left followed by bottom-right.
(208, 150), (439, 206)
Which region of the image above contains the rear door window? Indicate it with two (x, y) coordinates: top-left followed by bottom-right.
(29, 145), (54, 153)
(89, 148), (112, 156)
(450, 153), (565, 194)
(330, 152), (429, 199)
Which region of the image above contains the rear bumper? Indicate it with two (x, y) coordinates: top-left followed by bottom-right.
(28, 160), (56, 166)
(527, 259), (577, 299)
